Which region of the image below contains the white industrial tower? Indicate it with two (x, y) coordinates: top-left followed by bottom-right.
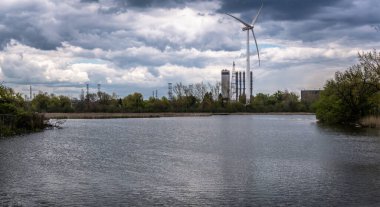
(231, 62), (236, 100)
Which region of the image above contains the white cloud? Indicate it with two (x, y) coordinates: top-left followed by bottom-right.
(0, 40), (235, 95)
(0, 40), (89, 84)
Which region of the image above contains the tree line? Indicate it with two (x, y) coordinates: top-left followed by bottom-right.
(28, 83), (312, 114)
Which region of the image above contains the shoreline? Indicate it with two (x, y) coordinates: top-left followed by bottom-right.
(43, 112), (315, 119)
(359, 116), (380, 129)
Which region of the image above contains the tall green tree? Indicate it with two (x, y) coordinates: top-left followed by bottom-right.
(122, 93), (144, 112)
(32, 93), (50, 112)
(1, 84), (45, 136)
(316, 50), (380, 124)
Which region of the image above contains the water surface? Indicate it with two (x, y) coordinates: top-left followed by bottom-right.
(1, 115), (379, 206)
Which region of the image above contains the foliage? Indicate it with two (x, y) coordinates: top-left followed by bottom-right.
(123, 93), (144, 112)
(0, 84), (24, 107)
(0, 83), (46, 137)
(31, 93), (74, 113)
(316, 50), (380, 124)
(249, 91), (305, 112)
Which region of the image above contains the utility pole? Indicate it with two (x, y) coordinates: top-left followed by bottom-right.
(86, 83), (90, 110)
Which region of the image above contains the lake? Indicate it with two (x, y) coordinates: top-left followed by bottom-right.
(1, 115), (380, 206)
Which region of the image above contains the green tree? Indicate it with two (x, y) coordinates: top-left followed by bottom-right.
(1, 84), (45, 136)
(58, 95), (73, 112)
(316, 50), (380, 124)
(0, 84), (24, 108)
(122, 93), (144, 112)
(250, 93), (272, 112)
(32, 93), (50, 112)
(201, 92), (214, 112)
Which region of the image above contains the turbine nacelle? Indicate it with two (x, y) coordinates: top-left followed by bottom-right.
(242, 26), (253, 31)
(225, 0), (263, 66)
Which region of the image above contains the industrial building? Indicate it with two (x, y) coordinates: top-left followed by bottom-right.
(221, 69), (230, 100)
(221, 62), (253, 102)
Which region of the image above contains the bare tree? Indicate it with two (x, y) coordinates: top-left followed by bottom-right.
(184, 84), (198, 97)
(173, 82), (185, 98)
(194, 82), (208, 101)
(209, 82), (221, 100)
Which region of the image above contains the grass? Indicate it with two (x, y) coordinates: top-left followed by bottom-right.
(360, 116), (380, 128)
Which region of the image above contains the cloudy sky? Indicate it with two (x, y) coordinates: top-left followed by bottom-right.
(0, 0), (379, 98)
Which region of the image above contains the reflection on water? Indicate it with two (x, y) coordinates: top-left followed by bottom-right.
(0, 115), (379, 206)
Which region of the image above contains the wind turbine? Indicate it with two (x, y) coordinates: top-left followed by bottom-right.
(225, 0), (263, 104)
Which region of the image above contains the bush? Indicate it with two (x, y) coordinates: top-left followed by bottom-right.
(316, 50), (380, 125)
(0, 84), (47, 137)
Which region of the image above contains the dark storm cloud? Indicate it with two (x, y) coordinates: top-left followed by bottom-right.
(222, 1), (379, 31)
(98, 0), (380, 47)
(1, 0), (378, 52)
(0, 0), (231, 52)
(107, 0), (196, 8)
(0, 3), (60, 50)
(219, 0), (345, 21)
(0, 20), (60, 50)
(220, 0), (380, 44)
(81, 0), (99, 2)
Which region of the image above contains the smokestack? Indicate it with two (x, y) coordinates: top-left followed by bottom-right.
(243, 72), (245, 95)
(250, 71), (253, 98)
(239, 72), (242, 97)
(235, 72), (238, 101)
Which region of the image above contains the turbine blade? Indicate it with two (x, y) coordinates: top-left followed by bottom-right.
(225, 13), (250, 27)
(251, 29), (261, 66)
(251, 0), (264, 26)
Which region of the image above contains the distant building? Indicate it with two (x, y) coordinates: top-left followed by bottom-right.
(221, 69), (230, 100)
(223, 63), (253, 102)
(301, 90), (322, 103)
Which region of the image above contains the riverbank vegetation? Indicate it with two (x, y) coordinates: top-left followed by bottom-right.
(315, 50), (380, 126)
(359, 116), (380, 128)
(2, 82), (315, 135)
(2, 81), (315, 136)
(0, 84), (46, 137)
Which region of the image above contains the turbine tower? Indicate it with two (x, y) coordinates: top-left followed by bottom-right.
(225, 0), (263, 104)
